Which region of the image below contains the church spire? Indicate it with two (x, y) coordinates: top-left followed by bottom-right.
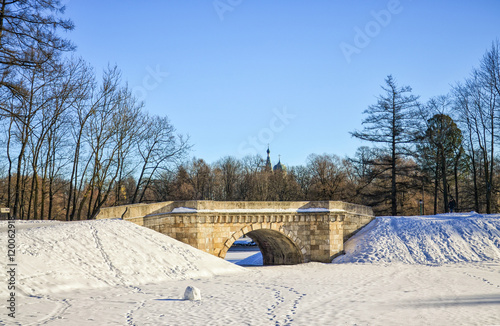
(265, 145), (272, 172)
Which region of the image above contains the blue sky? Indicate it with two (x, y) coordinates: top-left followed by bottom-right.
(64, 0), (500, 167)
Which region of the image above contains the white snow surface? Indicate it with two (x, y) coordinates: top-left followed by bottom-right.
(170, 207), (198, 213)
(296, 207), (331, 213)
(334, 212), (500, 265)
(1, 213), (500, 325)
(167, 207), (342, 214)
(0, 219), (244, 296)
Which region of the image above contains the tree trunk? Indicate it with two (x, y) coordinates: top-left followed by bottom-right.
(434, 159), (439, 215)
(440, 148), (448, 213)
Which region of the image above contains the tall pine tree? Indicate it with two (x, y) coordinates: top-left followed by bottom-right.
(351, 75), (419, 215)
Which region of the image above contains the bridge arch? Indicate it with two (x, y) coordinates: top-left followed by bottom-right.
(220, 224), (305, 265)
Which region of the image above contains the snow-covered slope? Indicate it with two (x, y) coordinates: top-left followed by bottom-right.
(334, 212), (500, 265)
(0, 219), (244, 296)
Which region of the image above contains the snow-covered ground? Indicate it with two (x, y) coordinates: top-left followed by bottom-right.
(1, 212), (500, 325)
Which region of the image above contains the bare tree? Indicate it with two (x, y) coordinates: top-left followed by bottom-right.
(64, 62), (98, 220)
(0, 0), (74, 217)
(453, 68), (497, 213)
(130, 114), (190, 204)
(307, 154), (350, 201)
(289, 165), (310, 199)
(213, 156), (242, 200)
(185, 158), (212, 200)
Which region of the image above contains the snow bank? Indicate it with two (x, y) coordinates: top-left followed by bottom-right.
(334, 212), (500, 265)
(0, 219), (244, 296)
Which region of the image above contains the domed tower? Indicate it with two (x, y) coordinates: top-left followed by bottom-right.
(273, 155), (287, 174)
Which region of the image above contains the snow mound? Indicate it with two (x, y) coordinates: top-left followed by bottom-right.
(0, 219), (244, 296)
(334, 213), (500, 265)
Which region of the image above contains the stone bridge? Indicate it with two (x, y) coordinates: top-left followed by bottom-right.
(97, 201), (374, 265)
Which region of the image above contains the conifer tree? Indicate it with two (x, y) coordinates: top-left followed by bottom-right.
(351, 75), (419, 215)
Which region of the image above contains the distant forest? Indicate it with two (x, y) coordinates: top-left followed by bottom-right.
(1, 1), (500, 219)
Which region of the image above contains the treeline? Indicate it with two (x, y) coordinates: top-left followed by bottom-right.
(0, 1), (189, 220)
(140, 151), (441, 216)
(1, 1), (500, 218)
(143, 153), (423, 217)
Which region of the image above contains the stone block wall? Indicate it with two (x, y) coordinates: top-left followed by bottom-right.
(97, 201), (174, 220)
(342, 213), (375, 242)
(97, 201), (375, 264)
(135, 211), (363, 263)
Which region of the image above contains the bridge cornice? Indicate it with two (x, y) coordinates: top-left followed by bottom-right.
(143, 212), (347, 224)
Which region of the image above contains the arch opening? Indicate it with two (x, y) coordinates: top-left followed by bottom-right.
(224, 235), (262, 266)
(246, 229), (304, 265)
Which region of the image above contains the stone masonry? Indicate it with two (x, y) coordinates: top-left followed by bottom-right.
(97, 200), (374, 265)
